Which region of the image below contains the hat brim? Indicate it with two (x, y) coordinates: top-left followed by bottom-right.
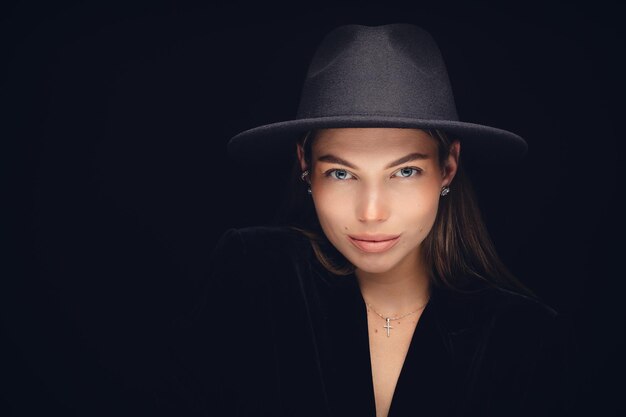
(227, 115), (528, 165)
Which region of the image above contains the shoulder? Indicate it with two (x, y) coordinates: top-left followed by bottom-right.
(436, 283), (574, 397)
(487, 286), (559, 321)
(208, 225), (312, 288)
(479, 285), (569, 335)
(474, 287), (576, 415)
(436, 282), (570, 345)
(476, 286), (573, 357)
(212, 225), (309, 257)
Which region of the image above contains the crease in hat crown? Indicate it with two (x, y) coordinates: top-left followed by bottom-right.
(227, 23), (528, 164)
(296, 23), (459, 121)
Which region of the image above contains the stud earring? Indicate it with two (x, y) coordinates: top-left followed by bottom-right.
(441, 185), (450, 196)
(307, 187), (312, 194)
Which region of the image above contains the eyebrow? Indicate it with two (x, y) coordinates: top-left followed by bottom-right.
(317, 152), (430, 170)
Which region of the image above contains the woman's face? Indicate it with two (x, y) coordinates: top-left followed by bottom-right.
(297, 128), (459, 276)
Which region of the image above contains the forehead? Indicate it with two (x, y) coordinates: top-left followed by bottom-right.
(312, 128), (437, 154)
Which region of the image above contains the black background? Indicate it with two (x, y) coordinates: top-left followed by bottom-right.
(3, 1), (625, 416)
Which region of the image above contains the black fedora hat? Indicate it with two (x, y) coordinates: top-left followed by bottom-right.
(227, 23), (528, 165)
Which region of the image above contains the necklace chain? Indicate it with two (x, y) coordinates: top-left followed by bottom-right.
(366, 298), (429, 321)
(365, 297), (430, 337)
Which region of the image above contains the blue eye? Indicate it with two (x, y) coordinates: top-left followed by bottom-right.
(323, 166), (422, 181)
(324, 169), (354, 180)
(394, 167), (422, 178)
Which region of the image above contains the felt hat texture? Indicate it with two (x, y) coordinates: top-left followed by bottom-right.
(227, 23), (528, 164)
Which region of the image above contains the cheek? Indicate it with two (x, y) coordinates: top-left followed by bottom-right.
(313, 188), (351, 225)
(400, 189), (441, 231)
(409, 189), (439, 214)
(311, 188), (353, 247)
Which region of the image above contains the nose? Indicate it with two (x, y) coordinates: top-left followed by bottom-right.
(356, 185), (389, 223)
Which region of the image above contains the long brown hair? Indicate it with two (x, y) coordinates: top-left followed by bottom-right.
(271, 129), (536, 298)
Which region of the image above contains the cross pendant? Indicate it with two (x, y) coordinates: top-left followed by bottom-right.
(384, 317), (393, 337)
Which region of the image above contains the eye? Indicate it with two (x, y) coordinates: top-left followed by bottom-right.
(324, 168), (355, 181)
(393, 166), (422, 178)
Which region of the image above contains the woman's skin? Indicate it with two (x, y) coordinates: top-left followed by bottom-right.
(297, 127), (460, 313)
(297, 127), (460, 417)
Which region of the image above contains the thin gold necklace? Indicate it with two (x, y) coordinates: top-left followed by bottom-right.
(365, 297), (430, 337)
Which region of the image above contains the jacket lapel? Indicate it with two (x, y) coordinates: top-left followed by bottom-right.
(389, 283), (495, 417)
(307, 252), (495, 417)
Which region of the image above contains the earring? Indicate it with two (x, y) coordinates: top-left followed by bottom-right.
(301, 170), (312, 194)
(440, 185), (450, 196)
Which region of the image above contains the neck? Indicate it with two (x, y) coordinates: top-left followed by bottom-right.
(355, 258), (431, 317)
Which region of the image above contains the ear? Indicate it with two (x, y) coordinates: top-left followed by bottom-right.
(296, 142), (308, 172)
(442, 140), (461, 187)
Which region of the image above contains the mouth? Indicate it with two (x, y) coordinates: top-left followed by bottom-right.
(347, 235), (400, 253)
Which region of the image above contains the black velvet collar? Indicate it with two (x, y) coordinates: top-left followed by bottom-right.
(304, 238), (501, 417)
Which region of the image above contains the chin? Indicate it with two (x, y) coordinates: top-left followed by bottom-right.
(354, 263), (397, 275)
(341, 250), (401, 274)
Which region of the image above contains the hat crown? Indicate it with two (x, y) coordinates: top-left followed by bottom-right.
(227, 23), (528, 165)
(296, 23), (459, 121)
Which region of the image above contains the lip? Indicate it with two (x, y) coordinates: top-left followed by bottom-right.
(348, 234), (400, 241)
(348, 235), (400, 253)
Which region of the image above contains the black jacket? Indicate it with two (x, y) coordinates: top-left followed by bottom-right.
(160, 226), (576, 417)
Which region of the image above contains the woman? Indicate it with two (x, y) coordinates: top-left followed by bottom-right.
(165, 23), (575, 417)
